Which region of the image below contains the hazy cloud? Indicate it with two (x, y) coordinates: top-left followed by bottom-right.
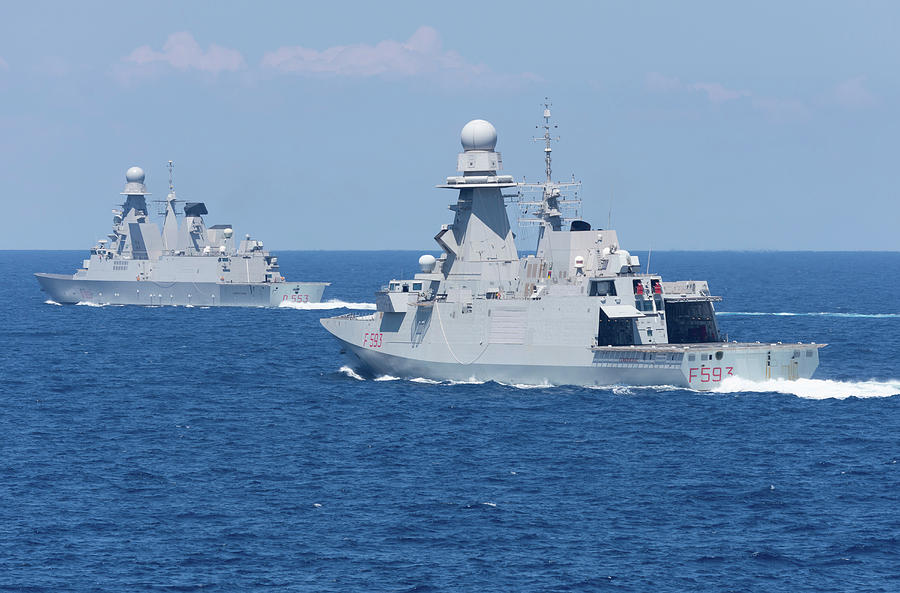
(751, 97), (811, 122)
(35, 56), (71, 77)
(645, 72), (749, 103)
(834, 75), (876, 108)
(123, 32), (246, 74)
(261, 26), (539, 85)
(645, 72), (682, 93)
(690, 82), (750, 103)
(646, 71), (812, 121)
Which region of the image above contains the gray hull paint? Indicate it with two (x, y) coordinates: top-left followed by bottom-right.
(322, 115), (824, 389)
(36, 273), (328, 307)
(36, 163), (329, 308)
(322, 305), (822, 391)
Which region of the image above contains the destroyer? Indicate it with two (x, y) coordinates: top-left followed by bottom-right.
(36, 163), (328, 306)
(321, 107), (824, 390)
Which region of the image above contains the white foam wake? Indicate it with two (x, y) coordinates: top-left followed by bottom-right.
(44, 300), (62, 306)
(336, 368), (488, 385)
(75, 301), (106, 307)
(712, 377), (900, 400)
(279, 300), (376, 311)
(409, 377), (442, 384)
(338, 366), (365, 381)
(496, 380), (553, 389)
(717, 311), (900, 319)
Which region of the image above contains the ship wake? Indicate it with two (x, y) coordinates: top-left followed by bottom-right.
(338, 366), (366, 381)
(718, 311), (900, 319)
(279, 300), (376, 311)
(713, 377), (900, 399)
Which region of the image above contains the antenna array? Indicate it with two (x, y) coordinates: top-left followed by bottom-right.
(506, 99), (583, 234)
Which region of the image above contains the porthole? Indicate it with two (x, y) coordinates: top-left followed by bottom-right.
(715, 351), (723, 360)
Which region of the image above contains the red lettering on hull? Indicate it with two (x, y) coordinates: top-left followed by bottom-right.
(688, 366), (734, 383)
(362, 332), (384, 348)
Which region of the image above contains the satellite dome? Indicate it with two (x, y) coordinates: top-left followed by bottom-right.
(125, 166), (145, 183)
(418, 254), (437, 273)
(460, 119), (497, 151)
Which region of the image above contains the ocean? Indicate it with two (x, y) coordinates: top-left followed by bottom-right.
(1, 250), (898, 592)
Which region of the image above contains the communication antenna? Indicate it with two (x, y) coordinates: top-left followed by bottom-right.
(607, 189), (613, 229)
(533, 97), (560, 184)
(512, 99), (582, 239)
(155, 159), (180, 216)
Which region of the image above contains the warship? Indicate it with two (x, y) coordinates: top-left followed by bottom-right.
(321, 106), (824, 390)
(36, 163), (328, 307)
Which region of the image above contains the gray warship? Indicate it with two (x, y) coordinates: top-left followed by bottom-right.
(36, 163), (328, 307)
(321, 107), (824, 390)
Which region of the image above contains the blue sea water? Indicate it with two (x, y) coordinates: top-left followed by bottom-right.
(1, 250), (898, 592)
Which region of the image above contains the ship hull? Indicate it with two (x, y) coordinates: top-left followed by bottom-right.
(35, 273), (328, 307)
(321, 309), (822, 391)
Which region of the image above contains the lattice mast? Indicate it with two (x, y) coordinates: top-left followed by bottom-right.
(512, 99), (582, 233)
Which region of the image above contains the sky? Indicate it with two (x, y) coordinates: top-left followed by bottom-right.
(1, 1), (897, 251)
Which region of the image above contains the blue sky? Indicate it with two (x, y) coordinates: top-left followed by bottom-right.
(1, 1), (897, 250)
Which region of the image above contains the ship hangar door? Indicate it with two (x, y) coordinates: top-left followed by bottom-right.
(597, 303), (644, 346)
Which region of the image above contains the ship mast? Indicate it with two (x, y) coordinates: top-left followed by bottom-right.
(536, 98), (557, 185)
(161, 159), (180, 252)
(513, 99), (582, 235)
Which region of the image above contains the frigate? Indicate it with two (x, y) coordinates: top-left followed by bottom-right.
(36, 163), (328, 307)
(321, 106), (824, 390)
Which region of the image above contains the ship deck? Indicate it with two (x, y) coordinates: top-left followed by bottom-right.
(591, 342), (826, 352)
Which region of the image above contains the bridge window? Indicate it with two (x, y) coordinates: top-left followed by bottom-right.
(590, 280), (616, 296)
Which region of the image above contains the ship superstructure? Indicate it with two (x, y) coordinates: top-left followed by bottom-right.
(36, 163), (328, 306)
(320, 108), (823, 390)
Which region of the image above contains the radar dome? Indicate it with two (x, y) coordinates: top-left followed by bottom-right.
(223, 228), (234, 239)
(418, 254), (437, 273)
(460, 119), (497, 151)
(125, 166), (145, 183)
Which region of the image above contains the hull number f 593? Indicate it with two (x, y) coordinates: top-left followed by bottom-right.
(689, 367), (734, 383)
(363, 332), (383, 348)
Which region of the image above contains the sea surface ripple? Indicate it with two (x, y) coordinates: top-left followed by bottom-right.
(1, 250), (898, 592)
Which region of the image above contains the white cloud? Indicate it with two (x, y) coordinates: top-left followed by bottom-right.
(645, 72), (681, 93)
(834, 75), (876, 108)
(261, 26), (538, 86)
(646, 71), (811, 121)
(645, 72), (748, 104)
(689, 82), (750, 103)
(122, 32), (246, 74)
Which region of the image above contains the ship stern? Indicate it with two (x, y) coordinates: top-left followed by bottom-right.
(679, 343), (823, 391)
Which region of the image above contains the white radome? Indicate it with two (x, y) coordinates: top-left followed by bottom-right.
(460, 119), (497, 152)
(125, 166), (145, 183)
(419, 254), (437, 273)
